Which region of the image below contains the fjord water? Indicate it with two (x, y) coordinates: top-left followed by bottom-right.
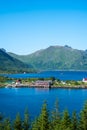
(0, 88), (87, 120)
(4, 71), (87, 80)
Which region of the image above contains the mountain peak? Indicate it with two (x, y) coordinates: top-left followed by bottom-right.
(47, 45), (72, 50)
(64, 45), (72, 49)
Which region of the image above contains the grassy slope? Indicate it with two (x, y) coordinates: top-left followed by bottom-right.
(0, 49), (34, 73)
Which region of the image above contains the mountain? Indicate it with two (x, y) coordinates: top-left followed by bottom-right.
(0, 48), (34, 73)
(9, 45), (87, 71)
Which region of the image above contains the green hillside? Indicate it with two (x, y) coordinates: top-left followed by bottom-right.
(9, 45), (87, 71)
(0, 49), (34, 73)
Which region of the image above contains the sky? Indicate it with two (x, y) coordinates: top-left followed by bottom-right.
(0, 0), (87, 54)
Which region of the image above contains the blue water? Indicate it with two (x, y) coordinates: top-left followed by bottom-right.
(0, 88), (87, 120)
(2, 71), (87, 81)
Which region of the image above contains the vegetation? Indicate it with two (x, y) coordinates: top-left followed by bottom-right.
(9, 45), (87, 71)
(0, 76), (8, 83)
(0, 76), (12, 87)
(0, 49), (35, 73)
(0, 76), (87, 88)
(1, 45), (87, 72)
(0, 100), (87, 130)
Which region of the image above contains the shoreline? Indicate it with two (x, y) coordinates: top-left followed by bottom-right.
(51, 85), (87, 89)
(1, 83), (87, 89)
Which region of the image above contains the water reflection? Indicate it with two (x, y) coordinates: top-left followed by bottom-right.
(35, 88), (50, 94)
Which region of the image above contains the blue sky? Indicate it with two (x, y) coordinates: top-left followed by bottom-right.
(0, 0), (87, 54)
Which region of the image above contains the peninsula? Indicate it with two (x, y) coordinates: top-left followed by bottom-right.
(1, 76), (87, 89)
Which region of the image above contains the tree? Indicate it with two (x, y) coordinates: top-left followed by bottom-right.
(79, 101), (87, 130)
(32, 118), (39, 130)
(50, 99), (61, 130)
(0, 113), (3, 130)
(3, 118), (12, 130)
(35, 101), (49, 130)
(71, 111), (78, 130)
(13, 113), (22, 130)
(61, 110), (71, 130)
(23, 108), (30, 130)
(0, 113), (3, 121)
(57, 79), (61, 83)
(50, 77), (55, 82)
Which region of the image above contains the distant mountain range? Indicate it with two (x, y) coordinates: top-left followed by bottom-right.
(8, 45), (87, 71)
(0, 48), (34, 73)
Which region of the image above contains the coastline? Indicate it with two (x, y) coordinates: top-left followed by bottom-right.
(51, 85), (87, 89)
(1, 76), (87, 89)
(1, 83), (87, 89)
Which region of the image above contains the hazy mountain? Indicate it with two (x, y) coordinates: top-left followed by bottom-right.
(0, 48), (34, 73)
(9, 45), (87, 71)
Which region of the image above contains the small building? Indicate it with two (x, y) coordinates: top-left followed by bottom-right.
(16, 79), (21, 84)
(82, 78), (87, 82)
(32, 80), (52, 88)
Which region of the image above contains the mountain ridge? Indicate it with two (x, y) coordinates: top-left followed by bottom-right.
(8, 45), (87, 71)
